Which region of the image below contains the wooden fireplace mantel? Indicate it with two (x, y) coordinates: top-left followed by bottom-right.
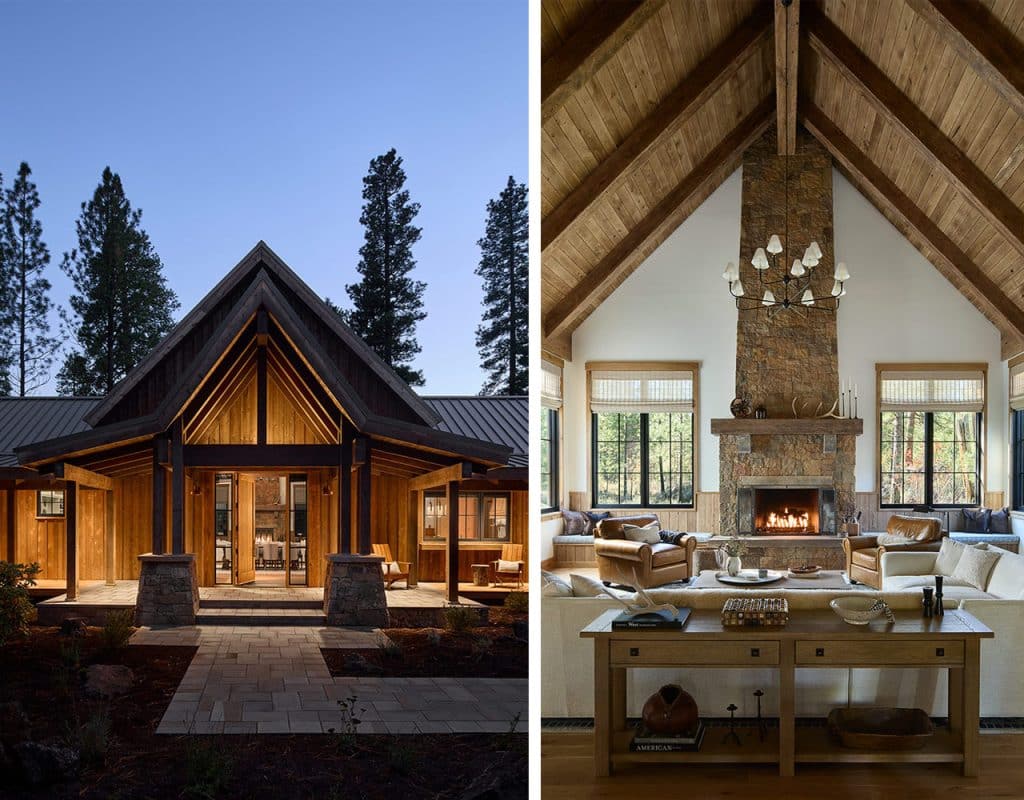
(710, 418), (864, 436)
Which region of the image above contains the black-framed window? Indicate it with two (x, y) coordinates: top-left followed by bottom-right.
(1013, 410), (1024, 510)
(592, 411), (694, 508)
(422, 491), (510, 541)
(540, 407), (559, 512)
(37, 489), (65, 518)
(880, 410), (981, 507)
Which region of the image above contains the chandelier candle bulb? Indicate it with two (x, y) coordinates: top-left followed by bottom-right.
(835, 262), (850, 281)
(809, 240), (822, 260)
(766, 234), (783, 254)
(831, 280), (843, 297)
(762, 289), (775, 306)
(733, 279), (745, 297)
(801, 289), (814, 305)
(752, 247), (769, 269)
(791, 258), (805, 277)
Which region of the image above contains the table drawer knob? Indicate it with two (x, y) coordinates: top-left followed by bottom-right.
(750, 648), (760, 657)
(936, 647), (944, 657)
(816, 648), (825, 657)
(629, 648), (639, 657)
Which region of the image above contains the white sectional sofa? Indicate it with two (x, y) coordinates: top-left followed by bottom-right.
(542, 573), (1024, 720)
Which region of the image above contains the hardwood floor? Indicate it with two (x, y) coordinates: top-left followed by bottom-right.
(542, 731), (1024, 798)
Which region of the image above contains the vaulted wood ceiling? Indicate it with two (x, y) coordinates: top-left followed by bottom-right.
(541, 0), (1024, 360)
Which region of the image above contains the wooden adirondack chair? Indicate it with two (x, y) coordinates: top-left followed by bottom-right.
(491, 543), (524, 589)
(372, 543), (411, 589)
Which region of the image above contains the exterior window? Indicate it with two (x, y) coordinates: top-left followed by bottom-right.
(37, 489), (65, 518)
(592, 411), (694, 507)
(880, 411), (981, 507)
(1013, 410), (1024, 510)
(540, 407), (559, 512)
(422, 491), (510, 542)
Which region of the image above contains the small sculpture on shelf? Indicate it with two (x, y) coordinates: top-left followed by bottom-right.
(722, 703), (741, 745)
(754, 689), (767, 742)
(935, 575), (945, 617)
(641, 685), (699, 736)
(754, 405), (767, 419)
(730, 397), (752, 418)
(922, 586), (934, 618)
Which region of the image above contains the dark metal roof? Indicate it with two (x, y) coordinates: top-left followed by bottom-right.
(0, 397), (99, 466)
(423, 396), (528, 468)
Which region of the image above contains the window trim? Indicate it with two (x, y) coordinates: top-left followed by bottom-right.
(540, 406), (560, 514)
(420, 490), (512, 543)
(1012, 410), (1024, 511)
(586, 360), (700, 510)
(36, 489), (65, 519)
(875, 362), (987, 509)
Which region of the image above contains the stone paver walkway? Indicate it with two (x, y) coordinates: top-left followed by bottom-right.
(132, 625), (527, 735)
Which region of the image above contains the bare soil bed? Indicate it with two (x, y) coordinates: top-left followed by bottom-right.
(0, 624), (526, 799)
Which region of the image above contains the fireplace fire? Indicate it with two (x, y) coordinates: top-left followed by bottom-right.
(753, 488), (820, 535)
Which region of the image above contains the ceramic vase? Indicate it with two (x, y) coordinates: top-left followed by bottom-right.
(727, 556), (742, 576)
(641, 684), (700, 736)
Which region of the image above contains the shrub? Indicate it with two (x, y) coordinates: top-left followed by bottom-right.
(443, 603), (479, 633)
(74, 707), (111, 766)
(0, 561), (41, 645)
(376, 633), (403, 660)
(470, 634), (493, 661)
(328, 694), (366, 752)
(184, 737), (234, 800)
(55, 638), (82, 694)
(100, 609), (135, 651)
(503, 591), (528, 613)
(425, 628), (442, 647)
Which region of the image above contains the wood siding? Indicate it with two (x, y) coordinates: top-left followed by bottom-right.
(189, 370), (258, 444)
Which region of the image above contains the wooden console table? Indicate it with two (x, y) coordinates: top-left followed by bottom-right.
(581, 608), (993, 777)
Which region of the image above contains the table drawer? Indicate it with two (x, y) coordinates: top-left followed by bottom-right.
(611, 641), (780, 666)
(795, 640), (964, 666)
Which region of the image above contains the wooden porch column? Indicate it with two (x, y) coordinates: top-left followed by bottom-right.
(171, 420), (185, 554)
(152, 438), (167, 555)
(447, 480), (459, 603)
(65, 481), (78, 600)
(355, 437), (372, 555)
(105, 489), (116, 585)
(407, 489), (420, 588)
(5, 487), (15, 563)
(339, 418), (352, 554)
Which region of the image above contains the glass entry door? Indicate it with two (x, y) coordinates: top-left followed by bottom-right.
(287, 475), (308, 586)
(214, 474), (233, 584)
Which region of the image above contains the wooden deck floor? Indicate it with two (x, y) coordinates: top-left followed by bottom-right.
(542, 731), (1024, 798)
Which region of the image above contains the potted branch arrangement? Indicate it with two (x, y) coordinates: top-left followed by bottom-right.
(717, 534), (750, 577)
(839, 502), (861, 538)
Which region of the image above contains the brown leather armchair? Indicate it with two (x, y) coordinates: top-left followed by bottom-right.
(593, 514), (697, 589)
(843, 515), (944, 589)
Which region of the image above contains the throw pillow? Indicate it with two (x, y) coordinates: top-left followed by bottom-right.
(660, 529), (688, 546)
(934, 538), (987, 575)
(497, 559), (521, 572)
(381, 561), (401, 575)
(962, 507), (991, 533)
(989, 507), (1011, 534)
(622, 522), (662, 544)
(541, 570), (572, 597)
(584, 510), (611, 535)
(569, 572), (609, 597)
(561, 508), (588, 536)
(951, 545), (1001, 590)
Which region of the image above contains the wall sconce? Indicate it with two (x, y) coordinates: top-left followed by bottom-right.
(191, 481), (202, 496)
(322, 484), (334, 496)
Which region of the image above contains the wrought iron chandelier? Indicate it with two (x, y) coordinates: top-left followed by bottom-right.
(722, 153), (850, 314)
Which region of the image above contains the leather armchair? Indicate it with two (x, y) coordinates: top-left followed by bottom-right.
(593, 515), (697, 589)
(843, 515), (944, 589)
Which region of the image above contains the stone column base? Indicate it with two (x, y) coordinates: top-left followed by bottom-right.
(134, 554), (200, 627)
(324, 554), (389, 627)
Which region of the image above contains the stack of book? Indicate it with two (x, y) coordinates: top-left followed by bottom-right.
(630, 721), (706, 752)
(611, 608), (691, 630)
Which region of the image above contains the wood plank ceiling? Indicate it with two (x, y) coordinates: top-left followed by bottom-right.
(541, 0), (1024, 360)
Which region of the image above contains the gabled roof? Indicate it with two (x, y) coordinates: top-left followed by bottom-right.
(425, 396), (528, 468)
(86, 241), (442, 429)
(0, 397), (97, 466)
(541, 0), (1024, 360)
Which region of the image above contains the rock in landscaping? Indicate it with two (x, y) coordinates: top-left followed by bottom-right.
(85, 664), (135, 698)
(60, 617), (88, 637)
(0, 701), (29, 746)
(344, 652), (383, 675)
(13, 741), (79, 786)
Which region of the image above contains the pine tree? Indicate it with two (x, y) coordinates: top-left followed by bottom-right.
(3, 163), (59, 395)
(0, 170), (10, 395)
(57, 167), (179, 395)
(475, 176), (528, 395)
(345, 149), (426, 386)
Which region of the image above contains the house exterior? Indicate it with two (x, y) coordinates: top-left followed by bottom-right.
(0, 242), (527, 618)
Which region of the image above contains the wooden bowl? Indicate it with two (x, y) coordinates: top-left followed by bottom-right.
(828, 707), (933, 750)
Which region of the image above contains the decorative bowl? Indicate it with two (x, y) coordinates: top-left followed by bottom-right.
(789, 564), (821, 575)
(829, 596), (891, 625)
(827, 707), (933, 750)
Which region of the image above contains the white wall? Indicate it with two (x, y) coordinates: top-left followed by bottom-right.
(555, 167), (1007, 520)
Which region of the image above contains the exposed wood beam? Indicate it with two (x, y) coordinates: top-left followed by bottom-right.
(183, 444), (342, 468)
(802, 103), (1024, 342)
(151, 440), (166, 555)
(774, 0), (800, 155)
(51, 462), (115, 492)
(541, 0), (665, 125)
(6, 488), (15, 562)
(339, 416), (352, 555)
(171, 419), (184, 554)
(446, 479), (459, 604)
(65, 481), (78, 600)
(256, 343), (267, 446)
(358, 442), (372, 555)
(105, 488), (116, 586)
(804, 4), (1024, 258)
(905, 0), (1024, 119)
(544, 96), (774, 341)
(542, 6), (771, 250)
(409, 462), (474, 492)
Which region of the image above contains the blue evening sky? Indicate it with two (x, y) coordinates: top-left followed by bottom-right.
(0, 0), (526, 395)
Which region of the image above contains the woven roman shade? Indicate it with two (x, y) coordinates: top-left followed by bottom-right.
(590, 370), (694, 414)
(541, 360), (563, 409)
(879, 369), (985, 413)
(1010, 362), (1024, 411)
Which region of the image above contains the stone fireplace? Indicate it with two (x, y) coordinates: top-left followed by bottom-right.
(711, 129), (861, 541)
